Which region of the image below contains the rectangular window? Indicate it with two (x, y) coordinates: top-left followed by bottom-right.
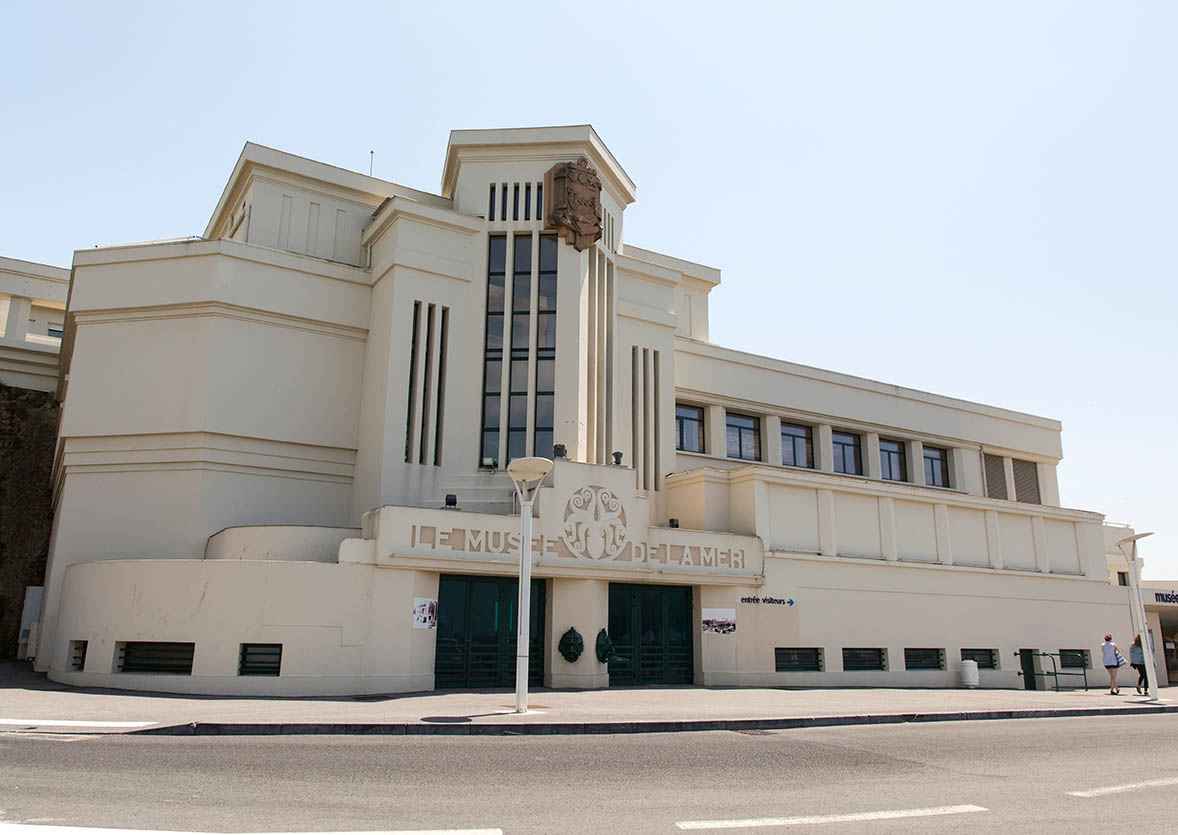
(676, 404), (705, 453)
(961, 648), (998, 670)
(1012, 458), (1041, 504)
(842, 647), (887, 671)
(479, 235), (507, 467)
(533, 235), (557, 459)
(879, 438), (907, 481)
(239, 643), (283, 676)
(507, 234), (532, 463)
(48, 325), (64, 338)
(780, 423), (814, 468)
(488, 183), (496, 221)
(1059, 649), (1090, 669)
(500, 182), (507, 222)
(984, 453), (1007, 500)
(725, 412), (761, 461)
(923, 445), (950, 488)
(1117, 571), (1129, 587)
(117, 641), (195, 674)
(832, 431), (862, 475)
(69, 640), (88, 672)
(904, 648), (945, 670)
(524, 183), (531, 221)
(775, 647), (823, 672)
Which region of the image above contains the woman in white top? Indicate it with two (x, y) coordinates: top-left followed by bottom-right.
(1101, 634), (1122, 695)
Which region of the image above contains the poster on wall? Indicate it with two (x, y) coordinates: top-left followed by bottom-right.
(701, 608), (736, 634)
(412, 598), (437, 629)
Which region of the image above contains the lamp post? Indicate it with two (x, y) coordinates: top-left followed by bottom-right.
(1116, 532), (1159, 701)
(506, 456), (554, 713)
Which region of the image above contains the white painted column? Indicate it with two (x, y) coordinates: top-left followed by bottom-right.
(707, 405), (726, 459)
(953, 447), (985, 495)
(909, 439), (926, 486)
(817, 489), (837, 557)
(1037, 461), (1061, 506)
(934, 503), (953, 565)
(1031, 515), (1050, 573)
(764, 415), (782, 467)
(864, 433), (882, 479)
(879, 496), (898, 561)
(816, 424), (834, 472)
(985, 509), (1004, 569)
(3, 296), (31, 341)
(1003, 456), (1017, 503)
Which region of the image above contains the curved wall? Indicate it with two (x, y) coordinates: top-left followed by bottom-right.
(204, 525), (359, 562)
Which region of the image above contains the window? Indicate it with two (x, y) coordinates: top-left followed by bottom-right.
(676, 404), (705, 453)
(780, 423), (814, 468)
(507, 234), (532, 463)
(48, 325), (64, 338)
(961, 648), (998, 670)
(842, 647), (887, 671)
(775, 647), (823, 672)
(239, 643), (283, 676)
(479, 236), (506, 466)
(726, 413), (761, 461)
(1117, 571), (1129, 587)
(879, 439), (907, 481)
(832, 431), (862, 475)
(1059, 649), (1090, 669)
(533, 235), (557, 459)
(984, 453), (1007, 500)
(923, 445), (950, 488)
(904, 648), (945, 670)
(1012, 458), (1041, 504)
(117, 641), (195, 674)
(69, 640), (88, 672)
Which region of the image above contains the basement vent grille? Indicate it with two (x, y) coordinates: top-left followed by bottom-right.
(69, 640), (88, 672)
(239, 643), (283, 676)
(961, 648), (999, 670)
(774, 647), (823, 672)
(117, 641), (195, 675)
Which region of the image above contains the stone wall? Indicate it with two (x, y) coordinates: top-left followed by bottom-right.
(0, 382), (57, 658)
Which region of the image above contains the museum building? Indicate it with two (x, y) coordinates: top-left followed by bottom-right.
(28, 125), (1170, 694)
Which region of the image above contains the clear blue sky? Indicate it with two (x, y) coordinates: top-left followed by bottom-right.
(3, 2), (1174, 577)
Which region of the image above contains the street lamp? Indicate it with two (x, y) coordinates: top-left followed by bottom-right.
(506, 456), (554, 713)
(1116, 532), (1160, 701)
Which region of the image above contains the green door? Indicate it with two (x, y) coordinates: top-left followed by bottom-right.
(435, 575), (545, 689)
(607, 583), (693, 686)
(1019, 649), (1038, 690)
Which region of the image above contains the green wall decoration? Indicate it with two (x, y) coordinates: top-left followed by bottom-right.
(558, 627), (584, 663)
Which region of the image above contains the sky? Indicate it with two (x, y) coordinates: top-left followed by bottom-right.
(2, 1), (1175, 577)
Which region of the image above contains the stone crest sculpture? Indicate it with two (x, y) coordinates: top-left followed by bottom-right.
(544, 158), (602, 251)
(561, 485), (628, 560)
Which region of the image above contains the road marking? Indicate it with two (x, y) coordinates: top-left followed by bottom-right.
(0, 826), (502, 835)
(1068, 776), (1178, 798)
(675, 804), (988, 829)
(0, 719), (153, 729)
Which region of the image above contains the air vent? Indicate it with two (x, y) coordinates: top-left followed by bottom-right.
(117, 641), (194, 674)
(239, 643), (282, 676)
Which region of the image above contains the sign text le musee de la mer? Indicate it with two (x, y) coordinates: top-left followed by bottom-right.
(407, 485), (749, 571)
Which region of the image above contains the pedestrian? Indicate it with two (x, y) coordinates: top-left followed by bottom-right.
(1101, 633), (1125, 695)
(1130, 634), (1149, 695)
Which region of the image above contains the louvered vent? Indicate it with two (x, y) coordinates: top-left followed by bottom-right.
(1012, 458), (1041, 504)
(117, 641), (194, 674)
(984, 453), (1007, 500)
(239, 643), (282, 676)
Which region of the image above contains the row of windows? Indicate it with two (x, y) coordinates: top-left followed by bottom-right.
(487, 181), (542, 223)
(773, 647), (1090, 672)
(71, 640), (283, 676)
(676, 405), (951, 488)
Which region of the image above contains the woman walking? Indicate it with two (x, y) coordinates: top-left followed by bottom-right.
(1131, 634), (1149, 695)
(1102, 633), (1123, 694)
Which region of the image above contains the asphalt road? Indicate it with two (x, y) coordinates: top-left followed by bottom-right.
(1, 715), (1176, 833)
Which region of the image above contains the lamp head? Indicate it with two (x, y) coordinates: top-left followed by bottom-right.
(1116, 531), (1155, 559)
(506, 456), (554, 497)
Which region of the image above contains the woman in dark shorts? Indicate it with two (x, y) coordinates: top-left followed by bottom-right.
(1101, 633), (1122, 695)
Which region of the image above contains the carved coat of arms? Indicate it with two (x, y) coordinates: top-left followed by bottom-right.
(544, 158), (603, 251)
(561, 485), (628, 560)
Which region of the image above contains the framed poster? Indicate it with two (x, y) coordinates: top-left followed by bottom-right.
(412, 597), (437, 629)
(701, 607), (736, 634)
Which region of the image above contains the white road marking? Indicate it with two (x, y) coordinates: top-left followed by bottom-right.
(0, 720), (153, 729)
(0, 826), (502, 835)
(675, 804), (988, 829)
(1068, 776), (1178, 798)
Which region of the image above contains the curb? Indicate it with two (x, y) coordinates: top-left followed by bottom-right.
(132, 704), (1178, 736)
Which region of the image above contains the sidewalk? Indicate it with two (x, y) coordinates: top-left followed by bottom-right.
(2, 662), (1173, 735)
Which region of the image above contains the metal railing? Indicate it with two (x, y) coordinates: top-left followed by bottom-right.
(1015, 651), (1089, 691)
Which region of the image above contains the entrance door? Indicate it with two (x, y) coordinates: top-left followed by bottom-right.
(435, 575), (545, 689)
(607, 583), (693, 686)
(1019, 648), (1038, 690)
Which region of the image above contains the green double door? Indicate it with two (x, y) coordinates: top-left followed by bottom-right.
(607, 583), (694, 686)
(435, 574), (545, 689)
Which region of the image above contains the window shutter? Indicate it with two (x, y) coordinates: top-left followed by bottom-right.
(1012, 459), (1041, 504)
(983, 454), (1007, 500)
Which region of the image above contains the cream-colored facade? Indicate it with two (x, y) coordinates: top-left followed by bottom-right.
(31, 125), (1167, 694)
(0, 256), (68, 392)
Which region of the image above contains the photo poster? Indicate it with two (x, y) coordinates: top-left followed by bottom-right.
(701, 607), (736, 635)
(412, 597), (437, 629)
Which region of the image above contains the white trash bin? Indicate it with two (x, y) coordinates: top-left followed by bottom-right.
(960, 659), (979, 688)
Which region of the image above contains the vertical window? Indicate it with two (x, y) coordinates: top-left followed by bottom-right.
(533, 235), (557, 459)
(479, 235), (506, 466)
(536, 182), (543, 220)
(507, 234), (532, 463)
(984, 453), (1007, 500)
(780, 423), (813, 468)
(832, 431), (862, 475)
(524, 183), (532, 221)
(512, 183), (520, 221)
(1012, 458), (1041, 504)
(879, 439), (907, 481)
(488, 183), (496, 221)
(500, 183), (508, 223)
(1117, 571), (1129, 587)
(923, 445), (950, 488)
(676, 404), (705, 453)
(726, 413), (761, 461)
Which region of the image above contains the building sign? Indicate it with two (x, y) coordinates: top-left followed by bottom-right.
(740, 595), (795, 607)
(1155, 591), (1178, 604)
